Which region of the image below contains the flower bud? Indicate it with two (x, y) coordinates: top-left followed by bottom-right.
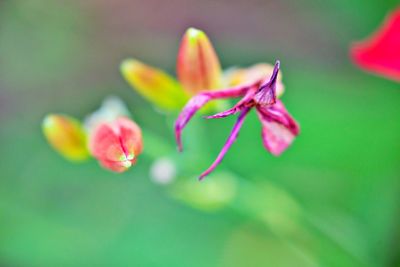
(89, 117), (143, 173)
(42, 114), (90, 161)
(177, 28), (222, 94)
(121, 59), (188, 111)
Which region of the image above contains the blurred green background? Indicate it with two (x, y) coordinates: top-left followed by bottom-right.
(0, 0), (399, 266)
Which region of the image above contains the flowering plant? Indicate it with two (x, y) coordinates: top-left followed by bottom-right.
(121, 27), (299, 179)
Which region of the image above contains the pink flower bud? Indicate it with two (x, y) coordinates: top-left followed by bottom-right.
(89, 117), (143, 173)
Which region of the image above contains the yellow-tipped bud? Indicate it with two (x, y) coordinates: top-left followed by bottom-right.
(177, 28), (222, 94)
(121, 59), (189, 111)
(42, 114), (90, 161)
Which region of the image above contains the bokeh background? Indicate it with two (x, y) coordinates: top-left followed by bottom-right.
(0, 0), (399, 266)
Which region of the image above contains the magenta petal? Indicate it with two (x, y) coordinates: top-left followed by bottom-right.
(350, 8), (400, 81)
(199, 107), (251, 180)
(206, 85), (260, 120)
(175, 94), (211, 151)
(254, 60), (279, 106)
(205, 106), (240, 119)
(257, 100), (299, 156)
(263, 100), (300, 135)
(261, 120), (295, 156)
(175, 84), (250, 151)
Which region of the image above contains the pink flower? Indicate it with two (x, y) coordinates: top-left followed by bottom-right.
(120, 27), (299, 179)
(175, 61), (299, 180)
(89, 117), (143, 173)
(350, 7), (400, 81)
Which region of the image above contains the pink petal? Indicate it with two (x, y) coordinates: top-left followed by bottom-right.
(350, 8), (400, 81)
(89, 117), (143, 172)
(204, 106), (240, 119)
(205, 86), (259, 119)
(257, 100), (299, 156)
(175, 94), (211, 151)
(253, 60), (279, 106)
(199, 107), (251, 180)
(175, 84), (251, 151)
(224, 63), (286, 97)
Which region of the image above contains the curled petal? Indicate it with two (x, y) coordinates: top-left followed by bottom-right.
(121, 59), (188, 110)
(175, 84), (251, 151)
(262, 100), (300, 134)
(89, 117), (143, 172)
(204, 106), (240, 119)
(254, 60), (280, 106)
(205, 86), (259, 119)
(225, 62), (285, 97)
(257, 100), (299, 156)
(175, 94), (211, 151)
(199, 107), (251, 180)
(350, 8), (400, 81)
(42, 114), (90, 161)
(177, 28), (222, 94)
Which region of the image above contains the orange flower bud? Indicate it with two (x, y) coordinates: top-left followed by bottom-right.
(177, 28), (222, 94)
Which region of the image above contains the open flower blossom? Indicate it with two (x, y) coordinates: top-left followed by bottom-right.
(350, 7), (400, 81)
(120, 27), (299, 179)
(42, 97), (143, 173)
(175, 61), (300, 180)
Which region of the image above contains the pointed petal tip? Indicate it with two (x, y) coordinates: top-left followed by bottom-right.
(204, 106), (239, 119)
(203, 114), (222, 119)
(198, 174), (207, 181)
(174, 124), (184, 152)
(120, 58), (138, 74)
(273, 61), (280, 76)
(185, 27), (205, 39)
(176, 136), (183, 152)
(42, 114), (55, 129)
(198, 167), (214, 180)
(183, 27), (209, 47)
